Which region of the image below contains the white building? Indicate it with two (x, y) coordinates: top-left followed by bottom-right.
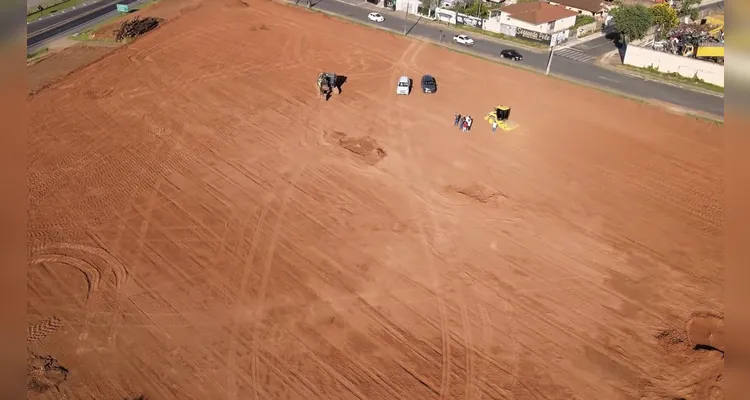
(396, 0), (422, 14)
(484, 1), (577, 44)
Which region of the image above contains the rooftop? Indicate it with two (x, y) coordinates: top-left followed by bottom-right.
(548, 0), (605, 13)
(501, 2), (579, 24)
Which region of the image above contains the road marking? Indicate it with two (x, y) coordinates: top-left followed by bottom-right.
(555, 48), (595, 62)
(597, 76), (619, 83)
(27, 0), (122, 39)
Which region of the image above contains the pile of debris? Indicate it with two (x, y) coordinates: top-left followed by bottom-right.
(114, 17), (164, 42)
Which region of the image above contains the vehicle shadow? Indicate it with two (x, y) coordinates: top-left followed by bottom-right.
(335, 75), (347, 94)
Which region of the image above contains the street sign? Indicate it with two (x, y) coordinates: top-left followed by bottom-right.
(116, 4), (129, 13)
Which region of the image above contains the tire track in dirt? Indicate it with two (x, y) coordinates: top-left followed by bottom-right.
(248, 165), (305, 400)
(226, 97), (322, 399)
(27, 316), (64, 344)
(476, 303), (492, 400)
(457, 276), (477, 400)
(276, 324), (369, 400)
(31, 240), (130, 301)
(247, 90), (327, 400)
(386, 40), (453, 400)
(225, 193), (273, 400)
(31, 255), (101, 300)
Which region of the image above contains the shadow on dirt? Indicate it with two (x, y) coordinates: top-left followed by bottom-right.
(335, 75), (347, 94)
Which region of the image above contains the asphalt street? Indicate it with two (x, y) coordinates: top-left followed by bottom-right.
(27, 0), (139, 47)
(306, 0), (724, 117)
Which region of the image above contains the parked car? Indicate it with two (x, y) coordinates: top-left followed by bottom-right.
(396, 76), (411, 95)
(500, 49), (523, 61)
(453, 34), (474, 46)
(420, 75), (437, 93)
(368, 12), (384, 22)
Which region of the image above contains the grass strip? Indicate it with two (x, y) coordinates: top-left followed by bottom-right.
(28, 0), (87, 23)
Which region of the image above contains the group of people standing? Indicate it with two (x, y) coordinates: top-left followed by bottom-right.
(454, 114), (473, 132)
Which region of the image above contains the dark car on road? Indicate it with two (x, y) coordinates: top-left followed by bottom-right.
(500, 49), (523, 61)
(421, 75), (437, 93)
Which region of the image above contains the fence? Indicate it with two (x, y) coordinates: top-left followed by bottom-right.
(575, 22), (597, 38)
(434, 8), (483, 28)
(623, 45), (724, 86)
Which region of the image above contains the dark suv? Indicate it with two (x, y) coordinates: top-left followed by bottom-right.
(500, 49), (523, 61)
(421, 75), (437, 93)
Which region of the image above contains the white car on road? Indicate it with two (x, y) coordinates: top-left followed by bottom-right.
(453, 34), (474, 46)
(368, 12), (385, 22)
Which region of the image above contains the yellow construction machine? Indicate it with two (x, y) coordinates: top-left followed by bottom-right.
(484, 105), (519, 131)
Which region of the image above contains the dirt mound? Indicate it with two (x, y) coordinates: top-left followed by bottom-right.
(27, 355), (68, 394)
(454, 183), (507, 203)
(655, 328), (687, 347)
(687, 312), (724, 353)
(337, 135), (387, 164)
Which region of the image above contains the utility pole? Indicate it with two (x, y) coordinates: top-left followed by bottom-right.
(545, 45), (555, 75)
(403, 0), (409, 35)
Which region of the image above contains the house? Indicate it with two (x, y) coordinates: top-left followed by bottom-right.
(547, 0), (606, 17)
(396, 0), (422, 15)
(484, 2), (578, 44)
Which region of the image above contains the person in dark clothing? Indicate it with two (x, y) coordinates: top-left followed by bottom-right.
(454, 114), (461, 127)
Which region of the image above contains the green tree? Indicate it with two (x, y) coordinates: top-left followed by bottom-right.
(573, 15), (596, 29)
(677, 0), (699, 21)
(611, 4), (654, 42)
(650, 3), (678, 38)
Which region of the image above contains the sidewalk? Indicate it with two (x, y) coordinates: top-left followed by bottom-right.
(556, 30), (605, 49)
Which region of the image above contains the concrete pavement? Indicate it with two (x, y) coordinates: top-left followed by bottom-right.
(302, 0), (723, 118)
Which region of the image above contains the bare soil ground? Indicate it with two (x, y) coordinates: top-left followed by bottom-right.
(27, 0), (724, 399)
(28, 43), (119, 94)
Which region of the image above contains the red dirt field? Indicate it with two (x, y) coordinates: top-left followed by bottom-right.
(27, 0), (724, 399)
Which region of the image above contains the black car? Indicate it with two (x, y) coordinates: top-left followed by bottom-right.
(500, 49), (523, 61)
(421, 75), (437, 93)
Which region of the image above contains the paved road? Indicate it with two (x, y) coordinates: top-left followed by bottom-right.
(27, 0), (139, 48)
(555, 36), (616, 63)
(307, 0), (723, 117)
